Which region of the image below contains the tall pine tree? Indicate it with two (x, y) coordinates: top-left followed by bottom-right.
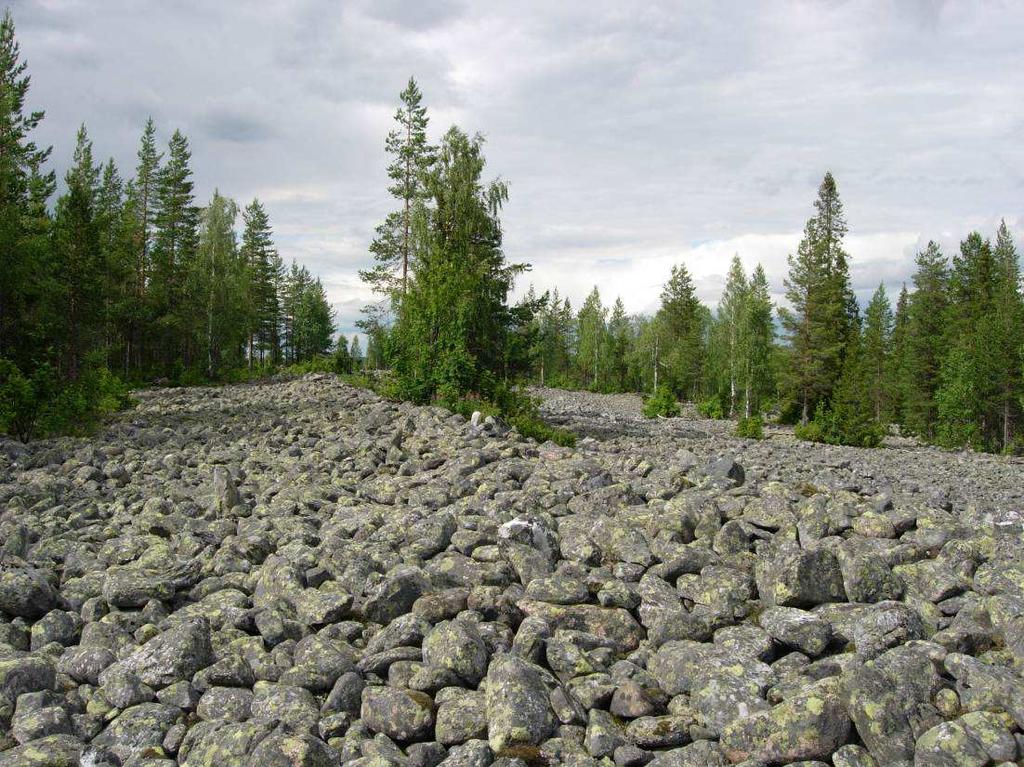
(902, 242), (948, 438)
(362, 77), (435, 299)
(150, 129), (199, 372)
(240, 199), (281, 367)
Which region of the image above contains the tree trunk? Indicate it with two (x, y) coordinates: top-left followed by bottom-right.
(1004, 397), (1011, 451)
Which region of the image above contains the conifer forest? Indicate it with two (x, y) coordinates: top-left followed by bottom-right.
(2, 8), (1022, 452)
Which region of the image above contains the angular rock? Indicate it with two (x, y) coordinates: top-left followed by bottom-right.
(361, 685), (436, 743)
(485, 654), (554, 755)
(720, 677), (851, 764)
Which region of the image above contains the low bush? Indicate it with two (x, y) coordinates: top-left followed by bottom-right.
(696, 396), (725, 419)
(510, 414), (576, 447)
(0, 359), (37, 441)
(735, 415), (764, 439)
(442, 384), (576, 447)
(1, 354), (133, 441)
(643, 386), (680, 418)
(794, 402), (883, 448)
(793, 417), (825, 443)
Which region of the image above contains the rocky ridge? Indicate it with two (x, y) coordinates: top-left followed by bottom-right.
(0, 375), (1022, 766)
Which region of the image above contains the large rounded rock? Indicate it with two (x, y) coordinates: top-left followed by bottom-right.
(423, 618), (489, 686)
(122, 616), (213, 688)
(361, 685), (435, 742)
(720, 677), (851, 764)
(485, 654), (554, 756)
(755, 545), (847, 608)
(0, 567), (56, 619)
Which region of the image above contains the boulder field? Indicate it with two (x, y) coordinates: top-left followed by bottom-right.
(0, 375), (1022, 766)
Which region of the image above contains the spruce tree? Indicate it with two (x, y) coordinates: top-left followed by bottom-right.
(0, 9), (53, 366)
(349, 335), (363, 368)
(608, 297), (631, 391)
(195, 192), (242, 376)
(658, 264), (704, 398)
(741, 264), (774, 417)
(150, 129), (199, 371)
(780, 172), (855, 421)
(50, 125), (102, 380)
(902, 242), (948, 438)
(718, 255), (748, 416)
(576, 287), (607, 389)
(862, 284), (893, 421)
(938, 233), (1000, 448)
(392, 126), (523, 403)
(333, 335), (353, 373)
(829, 333), (883, 447)
(887, 284), (909, 423)
(293, 278), (334, 361)
(991, 220), (1022, 449)
(126, 118), (161, 371)
(239, 199), (281, 366)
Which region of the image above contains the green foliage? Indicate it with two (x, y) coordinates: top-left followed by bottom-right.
(736, 415), (764, 439)
(0, 358), (35, 440)
(644, 386), (681, 418)
(332, 336), (353, 374)
(828, 348), (885, 448)
(793, 408), (828, 444)
(794, 397), (883, 448)
(779, 172), (858, 422)
(0, 354), (131, 441)
(696, 396), (724, 419)
(390, 126), (524, 405)
(441, 384), (576, 447)
(361, 77), (435, 299)
(658, 264), (704, 398)
(901, 241), (949, 438)
(510, 415), (576, 447)
(278, 355), (337, 377)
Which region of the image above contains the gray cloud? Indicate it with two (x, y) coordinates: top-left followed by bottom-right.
(10, 0), (1024, 335)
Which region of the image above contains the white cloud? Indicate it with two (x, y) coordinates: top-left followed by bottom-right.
(10, 0), (1024, 335)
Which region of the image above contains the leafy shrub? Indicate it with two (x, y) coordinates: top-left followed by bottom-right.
(442, 384), (577, 447)
(794, 417), (825, 443)
(735, 415), (764, 439)
(696, 396), (725, 419)
(0, 359), (37, 441)
(279, 355), (338, 377)
(793, 402), (883, 448)
(644, 386), (680, 418)
(1, 354), (133, 441)
(511, 415), (576, 447)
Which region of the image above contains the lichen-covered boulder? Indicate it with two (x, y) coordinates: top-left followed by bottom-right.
(485, 654), (554, 755)
(361, 685), (435, 743)
(0, 566), (56, 619)
(755, 545), (847, 607)
(423, 618), (489, 686)
(720, 677), (851, 764)
(121, 616), (213, 688)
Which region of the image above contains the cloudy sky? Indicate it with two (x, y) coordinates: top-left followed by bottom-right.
(12, 0), (1024, 337)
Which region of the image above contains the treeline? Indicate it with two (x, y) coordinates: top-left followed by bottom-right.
(358, 76), (1023, 454)
(0, 12), (335, 438)
(517, 173), (1023, 453)
(522, 259), (775, 421)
